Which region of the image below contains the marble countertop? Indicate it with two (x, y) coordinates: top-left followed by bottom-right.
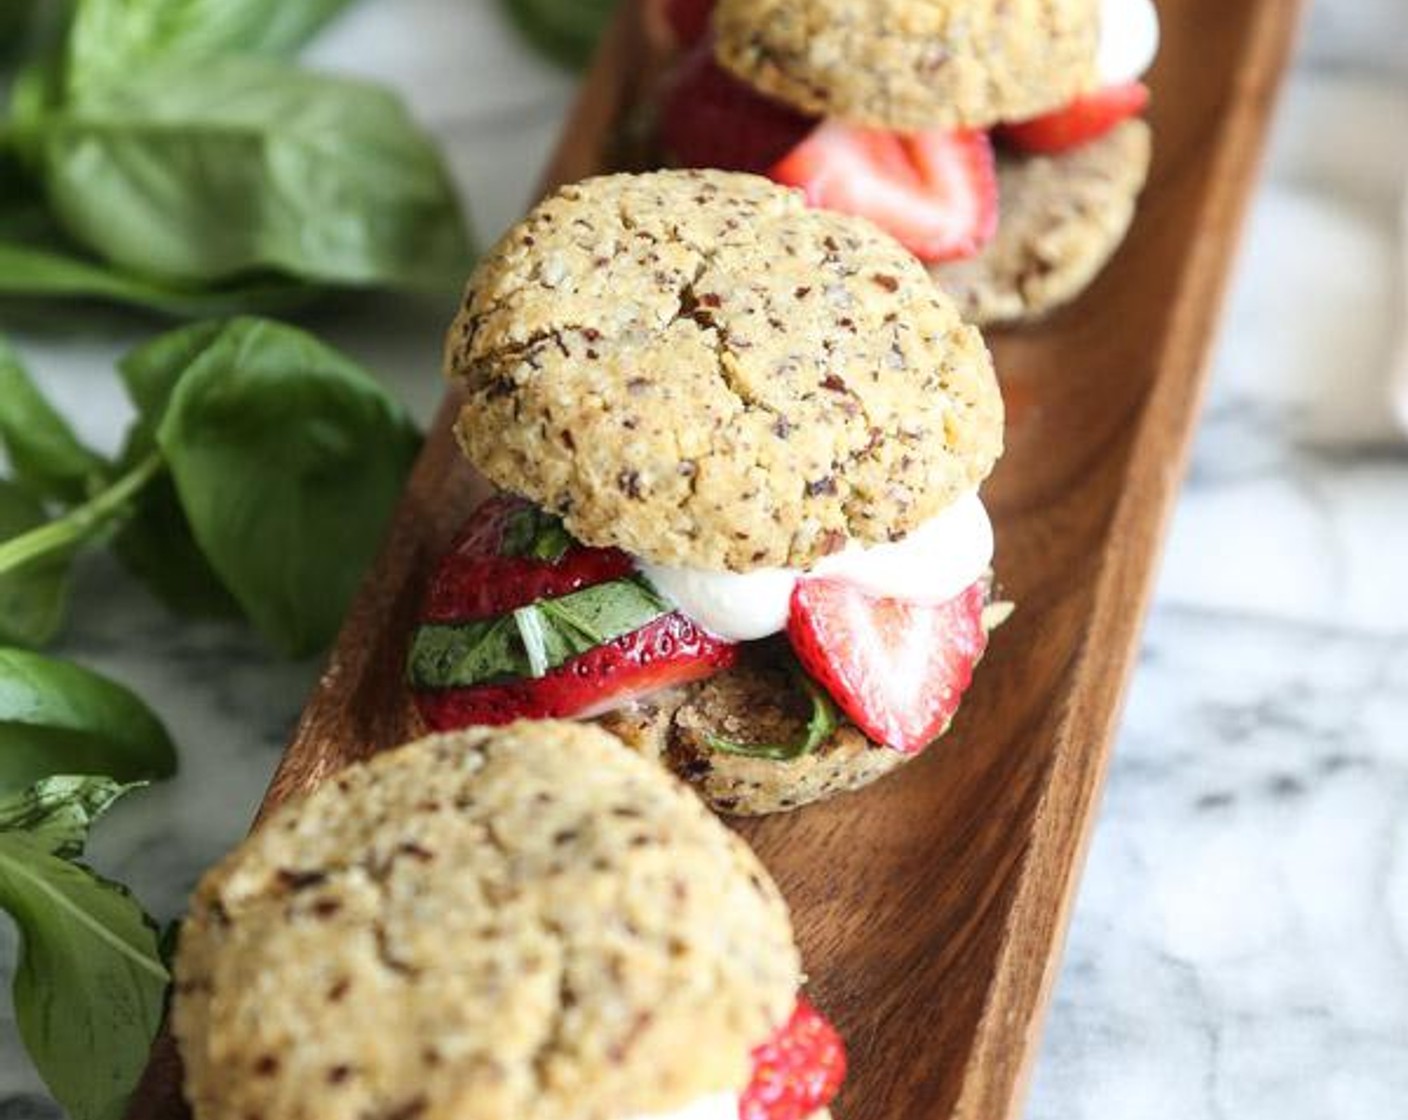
(2, 1), (1405, 1117)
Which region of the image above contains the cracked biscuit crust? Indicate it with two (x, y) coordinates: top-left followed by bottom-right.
(931, 120), (1152, 324)
(173, 723), (800, 1120)
(447, 170), (1002, 572)
(713, 0), (1099, 132)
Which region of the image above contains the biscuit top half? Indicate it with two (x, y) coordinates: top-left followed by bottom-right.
(713, 0), (1100, 132)
(448, 170), (1003, 573)
(173, 723), (800, 1120)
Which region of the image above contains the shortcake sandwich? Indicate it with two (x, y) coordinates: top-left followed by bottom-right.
(173, 723), (846, 1120)
(658, 0), (1159, 324)
(408, 169), (1008, 814)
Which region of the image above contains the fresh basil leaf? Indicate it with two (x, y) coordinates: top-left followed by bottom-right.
(67, 0), (355, 80)
(704, 659), (841, 763)
(0, 648), (178, 793)
(408, 577), (668, 689)
(535, 577), (668, 652)
(0, 822), (167, 1120)
(500, 504), (573, 562)
(501, 0), (617, 69)
(0, 241), (312, 318)
(112, 470), (240, 619)
(150, 317), (421, 655)
(29, 55), (473, 290)
(0, 776), (134, 859)
(0, 481), (73, 648)
(0, 336), (107, 505)
(408, 614), (521, 690)
(0, 1), (36, 55)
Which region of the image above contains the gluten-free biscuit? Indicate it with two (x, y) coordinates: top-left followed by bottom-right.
(931, 120), (1152, 324)
(448, 170), (1002, 573)
(713, 0), (1099, 132)
(174, 723), (800, 1120)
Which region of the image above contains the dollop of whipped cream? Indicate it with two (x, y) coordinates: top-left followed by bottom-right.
(1097, 0), (1160, 85)
(625, 1092), (739, 1120)
(639, 492), (995, 642)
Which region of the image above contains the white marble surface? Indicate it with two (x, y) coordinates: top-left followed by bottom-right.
(0, 1), (1405, 1116)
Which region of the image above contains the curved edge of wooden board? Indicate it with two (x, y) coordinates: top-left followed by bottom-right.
(958, 3), (1308, 1115)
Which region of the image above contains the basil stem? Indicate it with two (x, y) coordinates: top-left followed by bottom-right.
(704, 666), (840, 763)
(0, 451), (163, 576)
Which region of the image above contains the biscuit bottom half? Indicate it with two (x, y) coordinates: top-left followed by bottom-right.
(930, 119), (1153, 326)
(600, 598), (1011, 816)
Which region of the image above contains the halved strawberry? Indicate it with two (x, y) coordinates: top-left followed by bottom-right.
(661, 42), (816, 175)
(414, 612), (738, 730)
(663, 0), (715, 48)
(999, 82), (1151, 155)
(421, 495), (634, 623)
(741, 996), (847, 1120)
(770, 122), (998, 263)
(787, 579), (988, 754)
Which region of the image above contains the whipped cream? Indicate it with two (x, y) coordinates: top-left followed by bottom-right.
(639, 492), (994, 642)
(1097, 0), (1160, 85)
(625, 1093), (738, 1120)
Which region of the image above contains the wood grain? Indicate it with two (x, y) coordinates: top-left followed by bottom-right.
(126, 2), (1305, 1118)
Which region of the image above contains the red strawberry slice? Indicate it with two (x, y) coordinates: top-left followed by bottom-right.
(787, 579), (988, 754)
(770, 122), (998, 263)
(741, 996), (847, 1120)
(663, 0), (715, 47)
(414, 612), (738, 730)
(421, 495), (634, 623)
(999, 82), (1151, 154)
(661, 42), (816, 175)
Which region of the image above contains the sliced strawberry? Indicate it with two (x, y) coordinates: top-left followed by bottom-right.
(787, 579), (988, 754)
(661, 42), (816, 175)
(663, 0), (715, 48)
(770, 122), (998, 263)
(421, 495), (634, 623)
(414, 612), (738, 730)
(741, 996), (847, 1120)
(999, 82), (1151, 155)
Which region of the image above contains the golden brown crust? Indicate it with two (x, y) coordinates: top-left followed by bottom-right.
(931, 120), (1152, 325)
(713, 0), (1099, 131)
(447, 169), (1003, 573)
(174, 723), (799, 1120)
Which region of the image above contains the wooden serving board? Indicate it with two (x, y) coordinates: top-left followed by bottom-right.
(128, 2), (1305, 1118)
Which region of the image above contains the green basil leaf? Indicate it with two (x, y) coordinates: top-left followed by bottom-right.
(500, 504), (573, 561)
(0, 336), (107, 504)
(0, 481), (73, 648)
(30, 55), (473, 290)
(0, 241), (312, 318)
(112, 470), (241, 619)
(0, 649), (178, 794)
(109, 327), (244, 616)
(704, 659), (841, 763)
(151, 317), (422, 655)
(0, 826), (167, 1120)
(408, 614), (521, 690)
(67, 0), (355, 79)
(0, 775), (135, 859)
(408, 577), (668, 690)
(501, 0), (617, 69)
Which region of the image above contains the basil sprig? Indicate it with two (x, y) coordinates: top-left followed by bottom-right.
(0, 649), (178, 795)
(0, 0), (471, 315)
(0, 777), (168, 1120)
(703, 658), (841, 763)
(409, 577), (669, 690)
(0, 319), (421, 655)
